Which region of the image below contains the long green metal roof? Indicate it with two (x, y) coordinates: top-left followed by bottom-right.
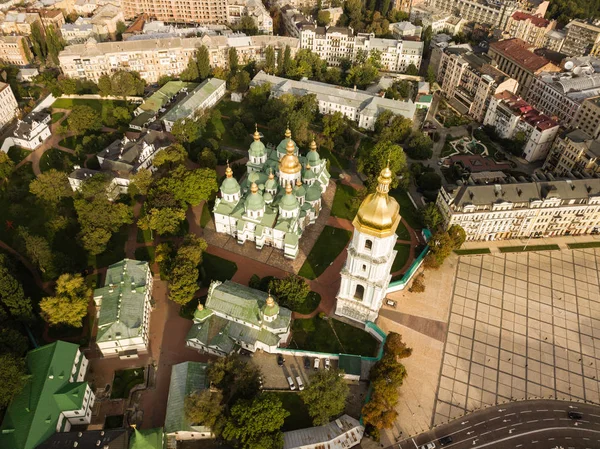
(164, 362), (210, 434)
(129, 428), (164, 449)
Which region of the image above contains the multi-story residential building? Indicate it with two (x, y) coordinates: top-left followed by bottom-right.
(543, 129), (600, 176)
(0, 82), (18, 130)
(58, 34), (299, 83)
(0, 35), (31, 66)
(251, 71), (417, 130)
(389, 21), (422, 39)
(0, 341), (95, 449)
(300, 26), (424, 72)
(275, 0), (330, 8)
(437, 178), (600, 241)
(122, 0), (229, 24)
(36, 9), (65, 29)
(544, 29), (566, 53)
(187, 280), (292, 355)
(483, 90), (559, 161)
(163, 78), (226, 131)
(74, 0), (102, 15)
(572, 96), (600, 139)
(12, 111), (51, 149)
(425, 0), (518, 28)
(90, 3), (124, 40)
(93, 259), (153, 359)
(61, 17), (95, 44)
(408, 7), (465, 34)
(321, 7), (343, 26)
(282, 6), (312, 38)
(504, 12), (555, 48)
(228, 0), (272, 34)
(488, 38), (560, 97)
(561, 20), (600, 57)
(437, 47), (518, 121)
(526, 71), (600, 126)
(0, 11), (41, 35)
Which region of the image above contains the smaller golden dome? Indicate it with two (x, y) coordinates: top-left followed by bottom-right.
(296, 178), (302, 187)
(279, 139), (302, 174)
(253, 123), (261, 141)
(268, 170), (274, 179)
(310, 139), (317, 151)
(197, 302), (204, 311)
(266, 294), (274, 307)
(284, 126), (291, 138)
(306, 162), (311, 170)
(225, 162), (233, 178)
(286, 139), (295, 153)
(285, 182), (293, 194)
(250, 182), (258, 193)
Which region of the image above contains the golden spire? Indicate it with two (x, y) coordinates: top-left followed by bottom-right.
(197, 302), (204, 311)
(266, 290), (274, 307)
(377, 160), (393, 194)
(253, 123), (261, 141)
(284, 124), (291, 139)
(310, 138), (317, 151)
(225, 160), (233, 178)
(306, 162), (311, 170)
(268, 169), (274, 179)
(285, 182), (293, 194)
(286, 138), (295, 154)
(250, 182), (258, 193)
(296, 178), (302, 187)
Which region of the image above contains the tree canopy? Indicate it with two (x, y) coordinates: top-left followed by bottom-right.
(0, 254), (33, 323)
(67, 105), (102, 135)
(268, 274), (310, 310)
(357, 140), (407, 191)
(300, 368), (349, 425)
(29, 169), (72, 205)
(40, 273), (91, 327)
(0, 354), (26, 408)
(185, 390), (225, 434)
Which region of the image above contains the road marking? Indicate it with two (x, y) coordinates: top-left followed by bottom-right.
(589, 414), (600, 418)
(537, 409), (548, 412)
(549, 438), (554, 441)
(489, 417), (500, 422)
(505, 413), (515, 417)
(411, 438), (418, 449)
(474, 421), (485, 427)
(468, 427), (600, 449)
(532, 440), (539, 444)
(566, 437), (572, 440)
(462, 421), (469, 425)
(521, 410), (532, 414)
(584, 438), (590, 441)
(527, 420), (539, 423)
(543, 418), (555, 421)
(553, 410), (563, 412)
(516, 445), (522, 448)
(481, 431), (491, 436)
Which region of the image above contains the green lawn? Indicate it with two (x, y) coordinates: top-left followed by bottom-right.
(298, 226), (351, 280)
(135, 246), (155, 264)
(454, 248), (492, 255)
(51, 112), (65, 123)
(391, 244), (411, 273)
(567, 242), (600, 249)
(199, 253), (238, 287)
(215, 98), (242, 118)
(293, 291), (321, 315)
(277, 392), (313, 431)
(318, 147), (350, 172)
(389, 189), (421, 229)
(291, 316), (379, 357)
(39, 148), (81, 173)
(499, 244), (560, 253)
(137, 227), (153, 244)
(52, 98), (131, 126)
(7, 146), (30, 164)
(110, 368), (145, 399)
(200, 203), (212, 228)
(330, 183), (358, 221)
(396, 221), (411, 240)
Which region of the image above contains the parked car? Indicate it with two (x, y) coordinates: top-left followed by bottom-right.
(287, 376), (296, 391)
(303, 357), (310, 369)
(324, 358), (330, 370)
(296, 376), (304, 391)
(419, 443), (435, 449)
(568, 411), (583, 420)
(386, 299), (397, 308)
(277, 354), (285, 366)
(438, 436), (453, 446)
(314, 358), (320, 370)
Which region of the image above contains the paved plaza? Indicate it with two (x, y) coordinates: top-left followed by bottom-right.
(433, 248), (600, 426)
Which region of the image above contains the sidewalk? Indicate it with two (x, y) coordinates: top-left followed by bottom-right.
(460, 234), (600, 252)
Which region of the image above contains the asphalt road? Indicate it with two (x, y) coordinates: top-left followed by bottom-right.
(391, 400), (600, 449)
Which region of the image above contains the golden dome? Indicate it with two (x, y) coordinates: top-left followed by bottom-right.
(266, 294), (274, 307)
(296, 178), (302, 187)
(284, 126), (292, 138)
(352, 165), (401, 238)
(279, 136), (302, 174)
(285, 182), (293, 194)
(253, 124), (261, 141)
(250, 182), (259, 193)
(268, 170), (274, 179)
(310, 139), (317, 151)
(225, 162), (233, 178)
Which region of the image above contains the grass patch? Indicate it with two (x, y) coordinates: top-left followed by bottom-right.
(216, 98), (242, 118)
(199, 253), (238, 287)
(389, 189), (421, 230)
(200, 203), (212, 228)
(104, 415), (124, 429)
(319, 146), (350, 172)
(52, 98), (131, 127)
(330, 183), (358, 221)
(567, 242), (600, 249)
(454, 248), (491, 255)
(292, 291), (321, 315)
(58, 135), (80, 150)
(51, 112), (65, 123)
(110, 368), (145, 399)
(137, 227), (153, 244)
(39, 148), (81, 173)
(292, 316), (379, 357)
(135, 246), (155, 263)
(277, 392), (313, 431)
(396, 221), (411, 240)
(7, 146), (30, 164)
(298, 226), (351, 280)
(391, 244), (411, 273)
(499, 244), (560, 253)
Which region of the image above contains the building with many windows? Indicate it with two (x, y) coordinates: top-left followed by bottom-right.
(93, 259), (153, 359)
(121, 0), (229, 24)
(483, 90), (559, 161)
(0, 11), (41, 35)
(0, 341), (95, 449)
(572, 96), (600, 139)
(503, 11), (555, 48)
(61, 17), (95, 44)
(560, 20), (600, 57)
(228, 0), (272, 34)
(437, 178), (600, 241)
(0, 35), (30, 66)
(11, 111), (51, 150)
(0, 81), (18, 131)
(425, 0), (518, 28)
(543, 129), (600, 176)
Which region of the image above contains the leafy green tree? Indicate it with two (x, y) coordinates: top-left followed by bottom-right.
(98, 74), (112, 96)
(276, 47), (284, 74)
(28, 170), (71, 205)
(357, 141), (407, 191)
(384, 332), (413, 359)
(181, 57), (199, 81)
(0, 327), (28, 356)
(110, 71), (145, 97)
(317, 10), (331, 26)
(17, 227), (55, 276)
(197, 45), (211, 80)
(346, 62), (378, 89)
(30, 22), (47, 62)
(0, 255), (33, 322)
(167, 235), (208, 304)
(40, 273), (91, 327)
(155, 166), (218, 207)
(283, 45), (293, 76)
(300, 368), (349, 425)
(171, 119), (201, 149)
(0, 151), (14, 184)
(68, 105), (102, 135)
(139, 207), (186, 235)
(424, 229), (456, 268)
(268, 274), (310, 309)
(153, 143), (187, 168)
(207, 354), (262, 404)
(158, 75), (174, 86)
(426, 65), (436, 85)
(45, 25), (64, 66)
(113, 106), (132, 124)
(228, 47), (239, 74)
(230, 70), (251, 93)
(264, 45), (276, 74)
(237, 15), (258, 35)
(115, 20), (127, 40)
(448, 224), (466, 248)
(185, 390), (225, 434)
(0, 354), (26, 408)
(198, 148), (217, 169)
(420, 202), (442, 229)
(405, 63), (419, 76)
(57, 76), (78, 95)
(222, 393), (289, 449)
(128, 168), (153, 196)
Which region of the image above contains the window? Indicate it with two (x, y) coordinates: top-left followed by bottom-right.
(354, 285), (365, 301)
(362, 264), (367, 271)
(364, 239), (373, 250)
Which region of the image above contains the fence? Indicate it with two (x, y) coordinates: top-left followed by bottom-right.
(387, 228), (432, 293)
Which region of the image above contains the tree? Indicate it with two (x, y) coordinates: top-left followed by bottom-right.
(153, 143), (187, 168)
(405, 63), (419, 76)
(0, 354), (26, 408)
(181, 57), (199, 81)
(172, 167), (218, 206)
(28, 171), (70, 205)
(384, 332), (413, 359)
(420, 202), (442, 229)
(98, 74), (112, 96)
(139, 207), (186, 235)
(45, 25), (65, 66)
(196, 45), (211, 80)
(346, 62), (378, 89)
(417, 172), (441, 191)
(207, 354), (262, 403)
(424, 229), (456, 268)
(358, 141), (407, 191)
(228, 47), (239, 74)
(68, 105), (102, 135)
(0, 327), (28, 356)
(113, 106), (132, 124)
(110, 71), (145, 97)
(222, 393), (289, 449)
(128, 168), (153, 196)
(185, 390), (225, 433)
(268, 274), (310, 309)
(276, 47), (284, 75)
(0, 255), (33, 322)
(283, 45), (293, 76)
(167, 235), (208, 305)
(57, 76), (78, 95)
(426, 65), (436, 85)
(171, 119), (201, 149)
(30, 22), (47, 62)
(198, 148), (217, 169)
(0, 151), (14, 184)
(448, 224), (466, 248)
(158, 75), (174, 86)
(116, 20), (127, 40)
(17, 227), (55, 276)
(317, 10), (331, 26)
(300, 368), (349, 425)
(264, 45), (276, 74)
(40, 274), (91, 327)
(231, 70), (251, 93)
(237, 15), (258, 35)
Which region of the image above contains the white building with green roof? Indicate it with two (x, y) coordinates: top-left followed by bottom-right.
(213, 126), (331, 259)
(0, 341), (95, 449)
(93, 259), (153, 359)
(186, 280), (292, 356)
(164, 362), (214, 442)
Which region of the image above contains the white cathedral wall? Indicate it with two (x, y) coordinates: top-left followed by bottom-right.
(351, 230), (397, 259)
(346, 248), (397, 280)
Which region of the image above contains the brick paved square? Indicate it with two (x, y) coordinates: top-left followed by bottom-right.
(433, 249), (600, 426)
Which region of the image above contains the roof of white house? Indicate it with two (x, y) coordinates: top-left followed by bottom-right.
(283, 415), (364, 449)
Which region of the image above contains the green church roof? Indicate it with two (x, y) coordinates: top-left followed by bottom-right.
(221, 176), (240, 195)
(306, 149), (320, 165)
(249, 140), (266, 157)
(280, 192), (299, 211)
(129, 428), (164, 449)
(245, 192), (265, 211)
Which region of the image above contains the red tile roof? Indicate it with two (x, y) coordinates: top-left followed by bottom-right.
(489, 38), (557, 72)
(510, 12), (550, 28)
(494, 90), (558, 131)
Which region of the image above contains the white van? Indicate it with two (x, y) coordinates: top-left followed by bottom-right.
(296, 376), (304, 391)
(287, 376), (296, 390)
(314, 358), (320, 370)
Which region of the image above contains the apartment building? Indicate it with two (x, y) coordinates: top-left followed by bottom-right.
(275, 0), (330, 8)
(61, 17), (95, 44)
(437, 178), (600, 241)
(561, 20), (600, 57)
(93, 259), (153, 359)
(389, 21), (422, 39)
(425, 0), (518, 28)
(0, 11), (41, 35)
(483, 90), (559, 161)
(0, 35), (31, 66)
(488, 38), (560, 97)
(409, 7), (465, 35)
(543, 129), (600, 176)
(504, 12), (555, 48)
(437, 47), (518, 121)
(0, 82), (18, 130)
(300, 26), (424, 72)
(90, 3), (124, 40)
(122, 0), (229, 23)
(572, 96), (600, 139)
(251, 71), (416, 130)
(58, 34), (299, 83)
(228, 0), (272, 34)
(544, 29), (566, 53)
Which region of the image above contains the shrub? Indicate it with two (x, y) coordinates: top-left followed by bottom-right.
(409, 273), (425, 292)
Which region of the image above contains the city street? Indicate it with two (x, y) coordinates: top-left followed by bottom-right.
(394, 400), (600, 449)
